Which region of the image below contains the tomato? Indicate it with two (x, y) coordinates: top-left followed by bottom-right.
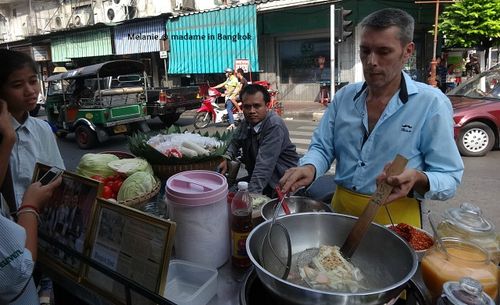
(90, 175), (105, 182)
(102, 186), (114, 199)
(111, 180), (123, 193)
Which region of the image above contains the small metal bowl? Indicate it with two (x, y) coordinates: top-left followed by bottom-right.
(386, 224), (435, 261)
(260, 196), (333, 220)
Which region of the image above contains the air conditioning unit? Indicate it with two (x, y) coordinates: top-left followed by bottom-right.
(104, 3), (126, 23)
(112, 0), (137, 5)
(72, 12), (89, 27)
(51, 15), (66, 30)
(175, 0), (195, 10)
(104, 2), (137, 23)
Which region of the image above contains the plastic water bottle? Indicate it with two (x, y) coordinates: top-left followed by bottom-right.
(230, 181), (253, 268)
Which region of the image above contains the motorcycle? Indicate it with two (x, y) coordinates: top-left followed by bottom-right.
(193, 87), (242, 129)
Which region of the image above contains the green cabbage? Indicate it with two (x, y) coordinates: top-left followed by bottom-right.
(117, 171), (156, 202)
(76, 153), (119, 178)
(107, 158), (153, 176)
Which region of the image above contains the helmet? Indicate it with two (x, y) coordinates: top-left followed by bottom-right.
(224, 68), (234, 74)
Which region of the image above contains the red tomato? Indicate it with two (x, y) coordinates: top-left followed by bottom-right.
(102, 186), (114, 199)
(111, 180), (123, 193)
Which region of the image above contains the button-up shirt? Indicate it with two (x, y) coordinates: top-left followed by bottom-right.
(0, 201), (38, 304)
(300, 72), (464, 200)
(10, 115), (65, 207)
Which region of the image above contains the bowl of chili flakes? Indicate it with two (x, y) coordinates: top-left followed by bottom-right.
(386, 223), (434, 260)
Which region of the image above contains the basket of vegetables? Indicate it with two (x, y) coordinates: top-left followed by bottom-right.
(76, 152), (161, 207)
(129, 126), (232, 180)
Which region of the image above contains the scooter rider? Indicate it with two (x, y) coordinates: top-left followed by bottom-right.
(212, 68), (239, 130)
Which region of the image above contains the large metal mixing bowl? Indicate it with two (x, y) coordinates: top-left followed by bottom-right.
(260, 196), (333, 220)
(246, 212), (418, 305)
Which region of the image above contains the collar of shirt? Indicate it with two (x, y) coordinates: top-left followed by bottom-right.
(252, 121), (263, 133)
(10, 113), (33, 133)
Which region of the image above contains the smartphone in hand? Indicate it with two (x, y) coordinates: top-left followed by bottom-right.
(38, 167), (64, 185)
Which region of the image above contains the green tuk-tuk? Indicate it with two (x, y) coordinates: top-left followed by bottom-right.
(45, 60), (150, 149)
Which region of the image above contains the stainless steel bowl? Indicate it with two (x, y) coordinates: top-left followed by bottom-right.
(260, 196), (333, 220)
(246, 212), (418, 305)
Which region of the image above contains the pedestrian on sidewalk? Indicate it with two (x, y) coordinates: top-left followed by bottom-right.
(280, 8), (463, 228)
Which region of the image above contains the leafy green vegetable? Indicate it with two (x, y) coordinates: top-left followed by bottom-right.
(117, 171), (157, 202)
(107, 158), (153, 176)
(76, 153), (119, 178)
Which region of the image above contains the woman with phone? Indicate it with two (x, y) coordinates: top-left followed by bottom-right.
(0, 100), (62, 305)
(0, 49), (65, 305)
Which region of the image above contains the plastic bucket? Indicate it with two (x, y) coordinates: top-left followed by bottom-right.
(166, 170), (229, 268)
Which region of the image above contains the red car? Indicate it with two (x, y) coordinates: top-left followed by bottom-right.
(448, 68), (500, 156)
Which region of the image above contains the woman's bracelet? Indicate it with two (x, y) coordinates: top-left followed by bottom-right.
(18, 204), (40, 214)
(16, 208), (41, 223)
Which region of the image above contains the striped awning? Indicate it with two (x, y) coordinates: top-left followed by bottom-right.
(167, 4), (259, 74)
(114, 19), (165, 55)
(51, 28), (113, 62)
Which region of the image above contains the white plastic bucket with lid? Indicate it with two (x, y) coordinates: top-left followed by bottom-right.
(166, 170), (229, 268)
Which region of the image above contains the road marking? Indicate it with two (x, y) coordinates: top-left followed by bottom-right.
(298, 125), (317, 131)
(289, 131), (314, 137)
(291, 138), (312, 145)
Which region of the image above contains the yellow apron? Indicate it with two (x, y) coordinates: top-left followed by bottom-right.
(332, 185), (422, 228)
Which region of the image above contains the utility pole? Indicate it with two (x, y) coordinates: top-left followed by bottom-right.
(415, 0), (456, 87)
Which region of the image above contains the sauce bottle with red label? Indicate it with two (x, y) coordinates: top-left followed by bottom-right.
(230, 181), (252, 268)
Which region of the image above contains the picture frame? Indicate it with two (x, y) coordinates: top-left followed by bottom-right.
(33, 162), (101, 281)
(82, 199), (176, 305)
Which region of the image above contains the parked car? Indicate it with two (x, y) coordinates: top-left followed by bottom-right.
(447, 67), (500, 156)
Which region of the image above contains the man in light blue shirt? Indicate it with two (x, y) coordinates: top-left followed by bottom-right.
(280, 8), (464, 227)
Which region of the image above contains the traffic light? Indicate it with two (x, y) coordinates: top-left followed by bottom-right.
(335, 8), (353, 42)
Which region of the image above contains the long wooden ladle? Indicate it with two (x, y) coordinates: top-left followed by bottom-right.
(340, 154), (408, 259)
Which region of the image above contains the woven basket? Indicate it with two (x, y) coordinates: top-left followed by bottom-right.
(118, 179), (161, 208)
(151, 157), (223, 180)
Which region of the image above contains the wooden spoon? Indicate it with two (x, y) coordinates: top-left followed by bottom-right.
(340, 154), (408, 259)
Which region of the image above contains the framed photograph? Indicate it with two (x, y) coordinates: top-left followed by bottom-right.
(82, 199), (175, 305)
(33, 162), (101, 281)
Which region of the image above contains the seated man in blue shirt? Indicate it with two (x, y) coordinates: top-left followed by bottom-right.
(219, 84), (299, 197)
(280, 8), (464, 228)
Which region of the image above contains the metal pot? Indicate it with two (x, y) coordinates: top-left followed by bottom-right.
(260, 196), (333, 220)
(246, 213), (418, 305)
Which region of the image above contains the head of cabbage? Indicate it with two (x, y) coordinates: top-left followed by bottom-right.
(76, 153), (119, 178)
(117, 171), (157, 202)
(107, 158), (153, 176)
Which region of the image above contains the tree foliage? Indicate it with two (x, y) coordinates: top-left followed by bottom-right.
(439, 0), (500, 49)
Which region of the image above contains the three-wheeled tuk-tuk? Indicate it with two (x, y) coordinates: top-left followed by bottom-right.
(45, 60), (151, 149)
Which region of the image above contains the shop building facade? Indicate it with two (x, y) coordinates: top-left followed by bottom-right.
(1, 0), (439, 103)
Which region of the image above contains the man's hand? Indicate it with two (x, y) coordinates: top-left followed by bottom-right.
(218, 159), (228, 175)
(376, 164), (428, 204)
(279, 165), (316, 193)
(22, 176), (63, 212)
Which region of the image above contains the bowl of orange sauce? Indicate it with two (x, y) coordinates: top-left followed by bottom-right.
(420, 237), (498, 301)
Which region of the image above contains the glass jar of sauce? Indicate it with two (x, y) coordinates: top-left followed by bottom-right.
(437, 277), (495, 305)
(421, 237), (498, 301)
(437, 202), (499, 264)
